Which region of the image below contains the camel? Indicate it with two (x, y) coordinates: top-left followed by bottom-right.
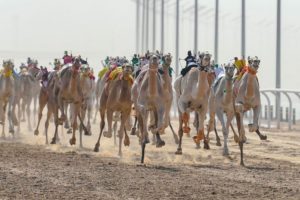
(207, 63), (237, 155)
(55, 58), (88, 147)
(0, 60), (16, 137)
(28, 61), (41, 126)
(19, 67), (35, 131)
(93, 67), (109, 123)
(159, 54), (179, 143)
(173, 52), (212, 155)
(34, 67), (50, 137)
(131, 55), (166, 163)
(94, 64), (133, 157)
(79, 65), (95, 136)
(234, 56), (267, 166)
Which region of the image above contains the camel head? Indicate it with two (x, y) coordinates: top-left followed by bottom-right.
(247, 56), (260, 74)
(72, 57), (81, 70)
(224, 63), (235, 79)
(2, 59), (14, 70)
(162, 53), (172, 67)
(149, 55), (159, 71)
(198, 52), (212, 71)
(122, 64), (133, 78)
(36, 66), (49, 82)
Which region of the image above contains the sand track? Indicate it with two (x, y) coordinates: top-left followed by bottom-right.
(0, 119), (299, 199)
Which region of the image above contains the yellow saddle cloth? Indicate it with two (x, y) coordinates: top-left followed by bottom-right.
(98, 67), (109, 79)
(107, 67), (134, 85)
(0, 69), (13, 77)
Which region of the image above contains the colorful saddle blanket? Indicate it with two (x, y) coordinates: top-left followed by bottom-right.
(107, 67), (134, 85)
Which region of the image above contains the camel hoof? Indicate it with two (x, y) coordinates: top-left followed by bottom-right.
(94, 144), (100, 152)
(216, 140), (222, 146)
(103, 131), (112, 138)
(156, 140), (165, 148)
(67, 129), (72, 134)
(175, 148), (182, 155)
(9, 129), (15, 134)
(124, 136), (130, 146)
(34, 130), (39, 136)
(234, 135), (239, 143)
(223, 150), (229, 156)
(50, 138), (56, 144)
(84, 130), (92, 136)
(195, 143), (201, 149)
(240, 161), (245, 166)
(69, 138), (76, 145)
(204, 140), (210, 150)
(143, 137), (150, 144)
(64, 124), (70, 129)
(130, 127), (136, 135)
(260, 135), (267, 140)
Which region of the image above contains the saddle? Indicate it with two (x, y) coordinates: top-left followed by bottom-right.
(180, 65), (197, 77)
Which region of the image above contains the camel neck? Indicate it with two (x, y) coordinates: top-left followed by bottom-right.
(223, 76), (233, 103)
(148, 69), (158, 97)
(245, 73), (256, 99)
(162, 65), (171, 88)
(197, 70), (208, 97)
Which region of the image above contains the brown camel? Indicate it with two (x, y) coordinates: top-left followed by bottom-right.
(55, 58), (88, 147)
(94, 64), (133, 157)
(0, 60), (16, 137)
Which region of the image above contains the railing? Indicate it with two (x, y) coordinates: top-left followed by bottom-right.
(260, 89), (300, 130)
(171, 89), (299, 131)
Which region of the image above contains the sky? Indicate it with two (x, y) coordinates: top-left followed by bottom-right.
(0, 0), (300, 93)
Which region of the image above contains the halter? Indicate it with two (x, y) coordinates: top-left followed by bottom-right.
(247, 66), (257, 75)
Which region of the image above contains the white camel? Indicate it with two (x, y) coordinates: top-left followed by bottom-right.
(173, 52), (212, 154)
(234, 56), (267, 166)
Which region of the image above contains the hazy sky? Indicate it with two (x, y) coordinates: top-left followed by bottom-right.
(0, 0), (300, 92)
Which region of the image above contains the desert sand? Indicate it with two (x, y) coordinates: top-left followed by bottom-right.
(0, 116), (299, 200)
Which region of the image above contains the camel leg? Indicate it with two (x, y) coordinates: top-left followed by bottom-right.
(225, 113), (234, 156)
(130, 116), (137, 135)
(57, 97), (66, 124)
(33, 95), (37, 126)
(94, 108), (105, 152)
(182, 112), (191, 137)
(216, 110), (228, 154)
(175, 111), (184, 155)
(155, 105), (165, 148)
(251, 106), (267, 140)
(235, 103), (246, 166)
(195, 110), (209, 149)
(113, 121), (118, 146)
(118, 112), (130, 157)
(17, 102), (21, 134)
(140, 107), (149, 163)
(230, 123), (239, 143)
(34, 91), (47, 136)
(26, 102), (32, 131)
(0, 102), (6, 138)
(169, 121), (179, 145)
(45, 110), (53, 145)
(69, 104), (78, 146)
(8, 96), (15, 135)
(103, 109), (113, 138)
(86, 101), (92, 135)
(21, 100), (26, 122)
(93, 94), (99, 124)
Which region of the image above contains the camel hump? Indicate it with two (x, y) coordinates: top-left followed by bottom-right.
(58, 65), (71, 78)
